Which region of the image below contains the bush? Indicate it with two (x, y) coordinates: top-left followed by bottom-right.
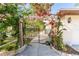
(0, 43), (18, 51)
(25, 38), (32, 45)
(35, 20), (45, 31)
(25, 19), (45, 31)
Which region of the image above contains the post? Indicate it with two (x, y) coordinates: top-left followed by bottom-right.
(19, 18), (24, 48)
(38, 27), (40, 43)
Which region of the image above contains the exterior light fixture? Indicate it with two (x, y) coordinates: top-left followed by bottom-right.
(68, 17), (71, 23)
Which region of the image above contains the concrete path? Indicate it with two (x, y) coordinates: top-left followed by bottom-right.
(16, 43), (60, 56)
(16, 31), (60, 56)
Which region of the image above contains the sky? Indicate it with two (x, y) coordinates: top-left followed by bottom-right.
(51, 3), (77, 14)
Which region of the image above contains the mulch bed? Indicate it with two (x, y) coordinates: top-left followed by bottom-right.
(44, 41), (79, 55)
(56, 45), (79, 55)
(63, 45), (79, 55)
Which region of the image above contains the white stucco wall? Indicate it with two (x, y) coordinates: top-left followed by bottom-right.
(61, 15), (79, 45)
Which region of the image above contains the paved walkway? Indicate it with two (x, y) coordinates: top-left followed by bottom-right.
(16, 31), (60, 56)
(16, 43), (60, 56)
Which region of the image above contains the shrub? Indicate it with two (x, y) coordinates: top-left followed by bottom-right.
(0, 43), (18, 51)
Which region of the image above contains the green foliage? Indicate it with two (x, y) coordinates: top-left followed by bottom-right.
(55, 17), (64, 50)
(4, 44), (15, 51)
(52, 17), (67, 51)
(25, 39), (32, 45)
(35, 20), (45, 31)
(24, 19), (45, 44)
(0, 3), (36, 51)
(0, 3), (45, 51)
(56, 30), (64, 50)
(0, 4), (19, 51)
(0, 4), (19, 36)
(0, 43), (18, 51)
(18, 4), (34, 16)
(25, 19), (45, 31)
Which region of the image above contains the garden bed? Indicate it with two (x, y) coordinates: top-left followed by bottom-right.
(54, 45), (79, 55)
(64, 45), (79, 55)
(45, 41), (79, 55)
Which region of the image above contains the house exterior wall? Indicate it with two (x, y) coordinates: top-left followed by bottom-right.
(60, 15), (79, 45)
